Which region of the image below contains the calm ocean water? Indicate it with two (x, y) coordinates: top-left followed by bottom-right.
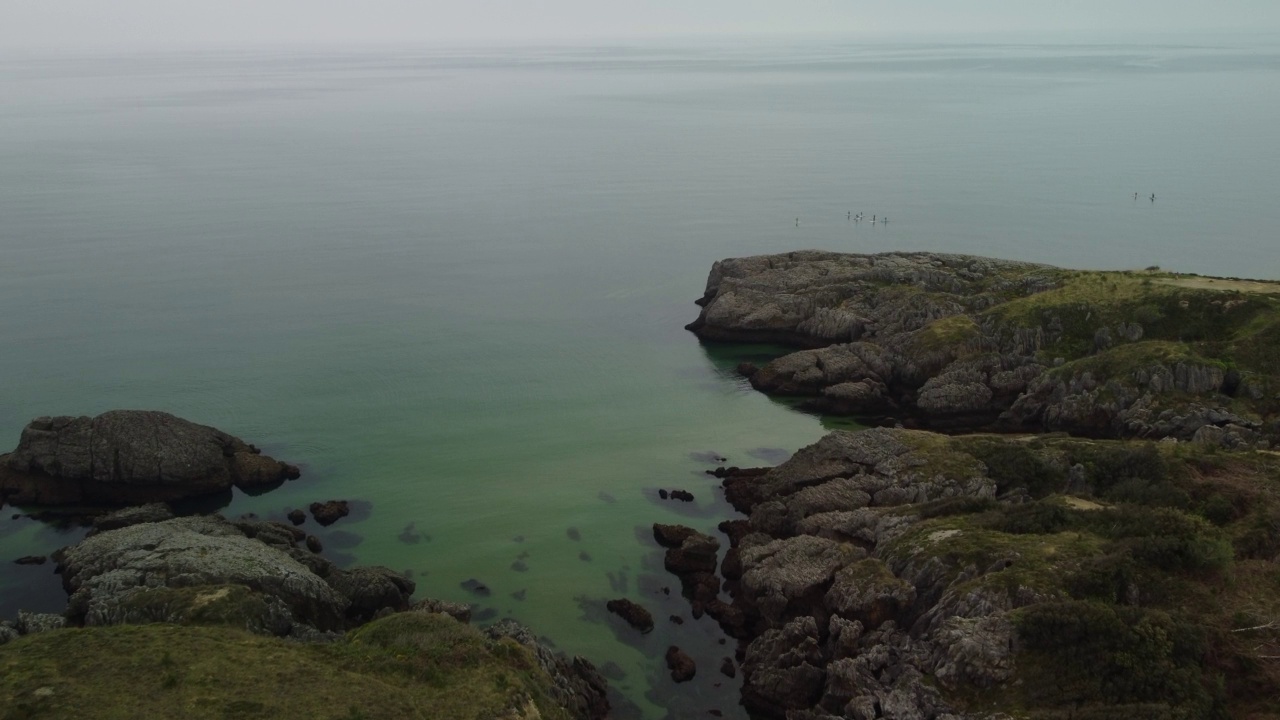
(2, 38), (1279, 717)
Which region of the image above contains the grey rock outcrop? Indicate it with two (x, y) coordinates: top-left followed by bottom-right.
(52, 514), (413, 636)
(706, 428), (1018, 720)
(0, 411), (300, 505)
(16, 611), (66, 635)
(484, 619), (610, 720)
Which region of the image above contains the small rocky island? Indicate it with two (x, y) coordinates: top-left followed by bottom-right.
(0, 410), (301, 506)
(0, 411), (609, 719)
(669, 251), (1280, 719)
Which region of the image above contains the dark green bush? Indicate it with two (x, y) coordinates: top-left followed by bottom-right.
(991, 500), (1075, 535)
(965, 440), (1066, 497)
(1083, 444), (1170, 495)
(1084, 506), (1232, 574)
(1199, 494), (1237, 527)
(1233, 510), (1280, 560)
(1015, 601), (1223, 717)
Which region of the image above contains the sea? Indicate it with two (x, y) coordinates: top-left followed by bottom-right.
(2, 36), (1279, 718)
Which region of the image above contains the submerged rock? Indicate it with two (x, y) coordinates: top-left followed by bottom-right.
(605, 598), (654, 634)
(665, 646), (696, 682)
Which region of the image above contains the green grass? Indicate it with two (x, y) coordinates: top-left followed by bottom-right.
(0, 614), (571, 720)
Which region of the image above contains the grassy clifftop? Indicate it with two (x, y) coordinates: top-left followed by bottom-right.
(887, 436), (1280, 719)
(0, 613), (574, 720)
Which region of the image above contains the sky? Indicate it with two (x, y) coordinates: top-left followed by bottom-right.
(2, 0), (1278, 49)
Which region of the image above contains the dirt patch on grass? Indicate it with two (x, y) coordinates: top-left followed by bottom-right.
(1154, 277), (1280, 294)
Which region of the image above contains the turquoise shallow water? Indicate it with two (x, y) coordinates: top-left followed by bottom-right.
(2, 38), (1279, 718)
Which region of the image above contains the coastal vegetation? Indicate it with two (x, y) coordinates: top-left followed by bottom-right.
(0, 613), (574, 720)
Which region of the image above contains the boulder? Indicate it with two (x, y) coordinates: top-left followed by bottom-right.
(54, 515), (349, 633)
(0, 411), (299, 505)
(411, 598), (473, 623)
(326, 566), (415, 622)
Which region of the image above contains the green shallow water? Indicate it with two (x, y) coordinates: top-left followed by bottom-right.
(3, 39), (1280, 718)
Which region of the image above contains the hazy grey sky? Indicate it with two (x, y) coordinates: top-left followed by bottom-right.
(3, 0), (1278, 49)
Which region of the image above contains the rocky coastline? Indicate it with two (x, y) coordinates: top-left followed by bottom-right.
(0, 411), (609, 720)
(668, 251), (1280, 719)
(686, 251), (1279, 447)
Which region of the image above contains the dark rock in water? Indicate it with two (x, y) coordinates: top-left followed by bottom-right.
(0, 411), (299, 506)
(606, 598), (654, 634)
(14, 555), (47, 565)
(579, 551), (592, 562)
(460, 578), (491, 597)
(720, 657), (736, 679)
(597, 491), (617, 504)
(665, 646), (696, 682)
(472, 607), (498, 622)
(511, 560), (529, 572)
(653, 523), (698, 548)
(517, 550), (530, 560)
(513, 535), (525, 543)
(90, 503), (174, 534)
(286, 509), (306, 526)
(659, 489), (669, 500)
(511, 589), (527, 601)
(397, 521), (422, 544)
(308, 501), (349, 527)
(669, 614), (684, 625)
(669, 490), (695, 502)
(654, 523), (722, 624)
(485, 620), (611, 720)
(305, 535), (323, 553)
(567, 527), (582, 541)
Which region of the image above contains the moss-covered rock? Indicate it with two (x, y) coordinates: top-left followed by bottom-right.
(710, 427), (1280, 720)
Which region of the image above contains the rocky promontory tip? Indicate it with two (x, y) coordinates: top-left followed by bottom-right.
(0, 410), (300, 506)
(689, 251), (1280, 446)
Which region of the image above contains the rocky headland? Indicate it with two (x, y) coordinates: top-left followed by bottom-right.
(671, 251), (1280, 719)
(686, 251), (1280, 447)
